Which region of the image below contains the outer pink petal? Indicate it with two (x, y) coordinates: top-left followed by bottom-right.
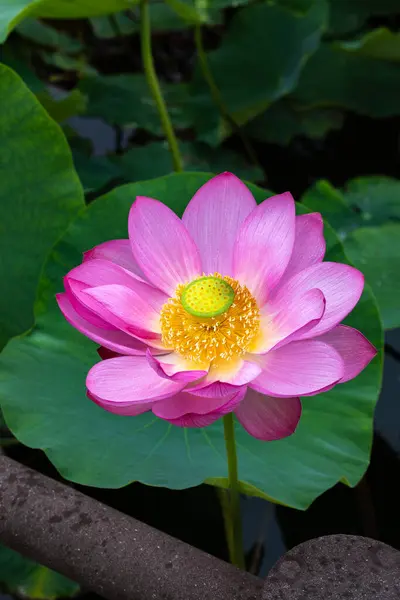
(235, 389), (301, 441)
(163, 412), (224, 428)
(279, 213), (325, 286)
(86, 356), (185, 415)
(146, 350), (207, 383)
(271, 262), (364, 339)
(189, 359), (261, 392)
(64, 278), (114, 330)
(87, 391), (150, 417)
(84, 239), (147, 281)
(186, 381), (242, 397)
(81, 283), (165, 338)
(250, 340), (344, 397)
(317, 325), (377, 383)
(182, 172), (256, 277)
(157, 387), (246, 427)
(152, 386), (246, 419)
(56, 293), (163, 356)
(128, 196), (202, 295)
(233, 192), (296, 305)
(66, 258), (151, 291)
(252, 288), (326, 354)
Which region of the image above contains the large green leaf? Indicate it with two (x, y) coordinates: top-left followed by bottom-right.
(293, 31), (400, 116)
(0, 544), (79, 599)
(244, 101), (343, 146)
(343, 28), (400, 63)
(37, 89), (87, 123)
(0, 173), (382, 509)
(302, 178), (400, 329)
(72, 150), (123, 193)
(189, 0), (328, 142)
(89, 3), (222, 37)
(343, 176), (400, 224)
(16, 18), (83, 52)
(328, 0), (399, 36)
(79, 74), (191, 132)
(0, 0), (137, 42)
(344, 225), (400, 331)
(112, 141), (263, 183)
(0, 64), (84, 350)
(301, 179), (362, 236)
(164, 0), (205, 24)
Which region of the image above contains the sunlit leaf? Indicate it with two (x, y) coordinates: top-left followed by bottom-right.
(0, 63), (84, 349)
(0, 0), (139, 42)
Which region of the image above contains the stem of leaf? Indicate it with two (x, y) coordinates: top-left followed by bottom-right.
(222, 413), (245, 570)
(194, 23), (261, 172)
(140, 0), (183, 172)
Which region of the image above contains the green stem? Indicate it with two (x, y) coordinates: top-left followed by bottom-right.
(140, 0), (183, 172)
(223, 413), (245, 569)
(194, 23), (261, 172)
(217, 488), (235, 561)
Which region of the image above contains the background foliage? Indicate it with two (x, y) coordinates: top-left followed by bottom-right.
(0, 0), (399, 595)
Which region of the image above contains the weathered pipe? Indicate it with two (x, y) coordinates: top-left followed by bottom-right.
(0, 454), (262, 600)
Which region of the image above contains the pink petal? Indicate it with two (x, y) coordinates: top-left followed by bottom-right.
(186, 381), (241, 397)
(87, 391), (150, 417)
(317, 325), (377, 383)
(152, 386), (246, 419)
(164, 412), (224, 428)
(66, 258), (151, 291)
(271, 262), (365, 339)
(64, 278), (114, 330)
(146, 350), (207, 383)
(84, 239), (147, 281)
(235, 389), (301, 441)
(189, 359), (261, 393)
(252, 288), (325, 354)
(57, 293), (162, 356)
(128, 196), (202, 295)
(279, 213), (325, 286)
(233, 192), (296, 305)
(209, 359), (262, 385)
(80, 283), (165, 338)
(250, 340), (344, 397)
(86, 356), (185, 415)
(182, 172), (257, 277)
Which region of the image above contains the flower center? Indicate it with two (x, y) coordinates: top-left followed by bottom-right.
(181, 276), (235, 318)
(160, 273), (260, 366)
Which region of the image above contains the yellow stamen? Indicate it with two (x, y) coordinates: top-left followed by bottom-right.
(160, 273), (260, 366)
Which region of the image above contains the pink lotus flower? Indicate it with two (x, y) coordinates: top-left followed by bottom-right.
(56, 173), (377, 441)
